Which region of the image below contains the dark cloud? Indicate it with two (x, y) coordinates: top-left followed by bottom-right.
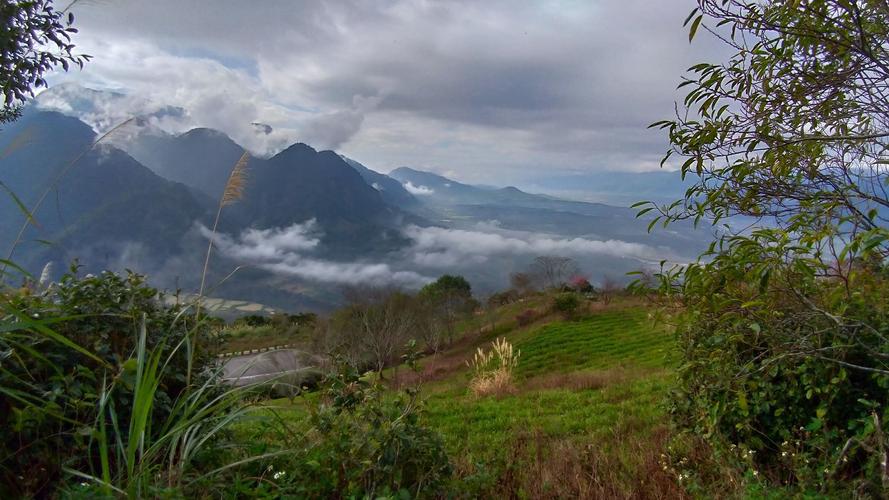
(51, 0), (730, 180)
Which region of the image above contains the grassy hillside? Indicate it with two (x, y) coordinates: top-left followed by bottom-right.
(418, 305), (683, 497)
(258, 298), (695, 497)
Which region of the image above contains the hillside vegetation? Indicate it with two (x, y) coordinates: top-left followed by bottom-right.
(243, 298), (694, 497)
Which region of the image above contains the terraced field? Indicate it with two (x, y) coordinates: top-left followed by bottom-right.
(413, 306), (680, 495)
(514, 308), (672, 378)
(261, 303), (683, 496)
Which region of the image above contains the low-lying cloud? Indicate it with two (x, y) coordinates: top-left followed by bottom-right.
(203, 221), (432, 287)
(403, 223), (670, 268)
(403, 181), (434, 195)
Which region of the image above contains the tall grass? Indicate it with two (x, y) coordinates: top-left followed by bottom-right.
(467, 337), (520, 396)
(198, 151), (249, 301)
(69, 315), (279, 498)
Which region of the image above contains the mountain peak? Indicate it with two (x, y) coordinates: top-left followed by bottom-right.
(276, 142), (317, 157)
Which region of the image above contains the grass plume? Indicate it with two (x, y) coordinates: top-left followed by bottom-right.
(467, 337), (520, 397)
(199, 151), (250, 300)
(220, 152), (249, 207)
(192, 151), (250, 385)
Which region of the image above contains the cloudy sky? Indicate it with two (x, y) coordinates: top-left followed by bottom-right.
(46, 0), (726, 184)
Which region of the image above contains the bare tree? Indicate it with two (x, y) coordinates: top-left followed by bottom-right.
(530, 256), (579, 290)
(509, 272), (536, 296)
(599, 275), (620, 305)
(326, 286), (419, 377)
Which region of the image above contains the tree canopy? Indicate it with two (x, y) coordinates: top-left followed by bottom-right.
(0, 0), (89, 123)
(641, 0), (889, 493)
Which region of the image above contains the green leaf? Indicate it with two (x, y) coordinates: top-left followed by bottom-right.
(688, 15), (703, 42)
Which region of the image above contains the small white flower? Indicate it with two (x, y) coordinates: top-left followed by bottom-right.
(273, 471), (285, 480)
(752, 470), (759, 477)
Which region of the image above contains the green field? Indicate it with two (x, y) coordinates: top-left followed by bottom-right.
(418, 306), (682, 495)
(259, 301), (690, 496)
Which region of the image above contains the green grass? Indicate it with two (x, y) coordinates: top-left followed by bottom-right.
(256, 302), (689, 496)
(423, 376), (670, 460)
(514, 308), (672, 378)
(420, 307), (675, 457)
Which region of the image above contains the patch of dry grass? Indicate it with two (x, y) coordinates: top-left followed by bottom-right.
(454, 427), (690, 499)
(467, 337), (520, 397)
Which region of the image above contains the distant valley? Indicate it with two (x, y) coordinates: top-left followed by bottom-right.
(0, 95), (713, 311)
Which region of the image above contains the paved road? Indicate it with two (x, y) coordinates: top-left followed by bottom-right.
(221, 349), (322, 387)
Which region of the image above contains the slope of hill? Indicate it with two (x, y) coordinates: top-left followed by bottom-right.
(0, 109), (209, 274)
(255, 296), (688, 497)
(340, 156), (418, 209)
(126, 127), (246, 199)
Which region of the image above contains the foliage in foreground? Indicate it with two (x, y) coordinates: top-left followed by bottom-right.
(0, 0), (90, 123)
(0, 268), (223, 497)
(641, 0), (889, 495)
(1, 269), (454, 498)
(231, 356), (452, 498)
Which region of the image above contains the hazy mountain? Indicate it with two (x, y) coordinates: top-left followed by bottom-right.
(227, 143), (412, 258)
(0, 104), (712, 313)
(519, 170), (695, 207)
(340, 156), (418, 209)
(390, 166), (629, 217)
(0, 109), (209, 274)
(126, 127), (246, 200)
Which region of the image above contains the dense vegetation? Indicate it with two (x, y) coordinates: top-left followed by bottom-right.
(2, 0), (888, 498)
(638, 0), (889, 495)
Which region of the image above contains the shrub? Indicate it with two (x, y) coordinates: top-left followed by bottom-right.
(552, 292), (581, 318)
(515, 309), (537, 327)
(234, 314), (271, 327)
(487, 289), (518, 307)
(664, 252), (889, 494)
(0, 267), (222, 497)
(467, 337), (520, 397)
(233, 359), (452, 497)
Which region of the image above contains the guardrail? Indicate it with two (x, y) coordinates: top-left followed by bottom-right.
(217, 344), (299, 358)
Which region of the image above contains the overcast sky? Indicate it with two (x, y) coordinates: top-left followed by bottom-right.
(46, 0), (727, 184)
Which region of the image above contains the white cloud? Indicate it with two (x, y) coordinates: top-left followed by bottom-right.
(403, 223), (671, 268)
(202, 221), (432, 288)
(47, 0), (730, 181)
(403, 181), (434, 195)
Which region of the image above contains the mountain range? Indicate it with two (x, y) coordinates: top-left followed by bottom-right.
(0, 90), (712, 311)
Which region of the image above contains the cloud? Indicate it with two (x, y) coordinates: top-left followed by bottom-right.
(403, 223), (671, 268)
(402, 181), (434, 195)
(48, 0), (731, 181)
(203, 221), (432, 287)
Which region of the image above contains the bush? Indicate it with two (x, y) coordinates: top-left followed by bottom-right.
(552, 292), (581, 318)
(487, 289), (519, 307)
(663, 244), (889, 494)
(234, 360), (452, 497)
(0, 267), (220, 497)
(234, 314), (271, 327)
(515, 309), (538, 327)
